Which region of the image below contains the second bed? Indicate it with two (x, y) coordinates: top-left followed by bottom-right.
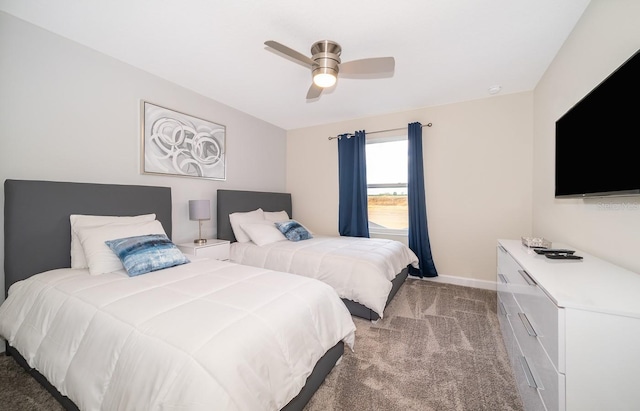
(216, 189), (419, 320)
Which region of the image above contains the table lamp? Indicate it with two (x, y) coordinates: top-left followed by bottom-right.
(189, 200), (210, 244)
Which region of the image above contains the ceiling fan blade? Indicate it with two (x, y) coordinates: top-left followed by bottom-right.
(264, 40), (316, 68)
(340, 57), (395, 78)
(306, 83), (323, 100)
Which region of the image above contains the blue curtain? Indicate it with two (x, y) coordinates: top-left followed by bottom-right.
(408, 122), (438, 277)
(338, 130), (370, 238)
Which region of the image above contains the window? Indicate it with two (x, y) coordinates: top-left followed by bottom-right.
(366, 136), (408, 234)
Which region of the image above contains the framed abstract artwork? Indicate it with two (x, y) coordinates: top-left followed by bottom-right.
(141, 101), (226, 180)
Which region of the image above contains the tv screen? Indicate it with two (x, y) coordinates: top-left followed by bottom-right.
(555, 49), (640, 198)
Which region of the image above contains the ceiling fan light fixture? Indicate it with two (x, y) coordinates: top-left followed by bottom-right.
(313, 72), (337, 88)
(263, 39), (395, 99)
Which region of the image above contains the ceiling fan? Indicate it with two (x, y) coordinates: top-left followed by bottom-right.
(264, 40), (395, 99)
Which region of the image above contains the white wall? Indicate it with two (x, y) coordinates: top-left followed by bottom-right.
(533, 0), (640, 274)
(0, 13), (287, 306)
(287, 92), (534, 287)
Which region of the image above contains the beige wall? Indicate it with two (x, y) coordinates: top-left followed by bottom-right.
(287, 92), (534, 288)
(533, 0), (640, 274)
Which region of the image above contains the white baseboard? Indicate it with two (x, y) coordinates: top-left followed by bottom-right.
(419, 274), (496, 291)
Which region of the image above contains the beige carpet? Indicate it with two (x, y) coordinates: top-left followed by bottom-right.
(304, 279), (524, 411)
(0, 279), (523, 411)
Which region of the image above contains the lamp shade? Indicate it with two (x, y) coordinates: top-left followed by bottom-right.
(189, 200), (210, 221)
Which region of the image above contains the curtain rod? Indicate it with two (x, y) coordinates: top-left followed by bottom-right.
(327, 122), (432, 140)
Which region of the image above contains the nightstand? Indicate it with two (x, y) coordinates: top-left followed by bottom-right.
(176, 239), (230, 261)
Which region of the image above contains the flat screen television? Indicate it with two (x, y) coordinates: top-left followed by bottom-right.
(555, 49), (640, 198)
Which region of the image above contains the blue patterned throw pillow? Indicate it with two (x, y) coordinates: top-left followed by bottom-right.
(105, 234), (189, 277)
(275, 220), (313, 242)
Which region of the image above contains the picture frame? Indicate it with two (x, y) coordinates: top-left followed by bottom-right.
(141, 100), (226, 180)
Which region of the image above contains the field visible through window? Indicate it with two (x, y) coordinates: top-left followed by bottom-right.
(368, 195), (408, 229)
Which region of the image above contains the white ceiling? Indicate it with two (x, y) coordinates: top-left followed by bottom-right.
(1, 0), (591, 130)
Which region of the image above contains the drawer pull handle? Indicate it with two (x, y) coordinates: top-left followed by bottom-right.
(518, 269), (536, 286)
(519, 356), (539, 389)
(518, 312), (538, 337)
(498, 273), (509, 284)
(499, 301), (508, 316)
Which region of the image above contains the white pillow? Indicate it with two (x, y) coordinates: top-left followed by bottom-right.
(241, 221), (287, 246)
(70, 214), (156, 268)
(76, 219), (167, 275)
(229, 208), (264, 243)
(264, 210), (290, 222)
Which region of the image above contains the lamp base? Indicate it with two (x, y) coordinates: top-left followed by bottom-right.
(194, 238), (207, 245)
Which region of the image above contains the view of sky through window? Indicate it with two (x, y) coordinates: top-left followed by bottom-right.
(366, 138), (408, 230)
(366, 139), (407, 193)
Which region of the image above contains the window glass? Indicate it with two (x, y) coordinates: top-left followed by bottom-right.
(366, 138), (408, 231)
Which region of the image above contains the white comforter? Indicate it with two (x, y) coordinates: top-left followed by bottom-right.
(0, 258), (356, 411)
(231, 236), (419, 317)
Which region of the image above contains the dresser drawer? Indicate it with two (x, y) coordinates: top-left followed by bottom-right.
(514, 281), (564, 373)
(512, 345), (548, 411)
(498, 246), (530, 322)
(497, 301), (526, 389)
(497, 295), (516, 365)
(497, 279), (520, 320)
(498, 245), (534, 287)
(195, 242), (230, 260)
(499, 300), (551, 411)
(512, 302), (564, 411)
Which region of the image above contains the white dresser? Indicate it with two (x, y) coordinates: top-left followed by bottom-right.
(497, 239), (640, 411)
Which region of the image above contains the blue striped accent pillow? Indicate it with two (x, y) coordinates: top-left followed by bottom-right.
(275, 220), (313, 242)
(105, 234), (189, 277)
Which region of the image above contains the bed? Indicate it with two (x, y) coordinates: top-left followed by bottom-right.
(216, 189), (419, 321)
(1, 179), (356, 411)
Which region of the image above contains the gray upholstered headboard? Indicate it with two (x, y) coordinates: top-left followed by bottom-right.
(4, 179), (172, 297)
(216, 189), (292, 242)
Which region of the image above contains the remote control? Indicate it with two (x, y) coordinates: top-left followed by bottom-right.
(534, 248), (575, 255)
(545, 254), (583, 260)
